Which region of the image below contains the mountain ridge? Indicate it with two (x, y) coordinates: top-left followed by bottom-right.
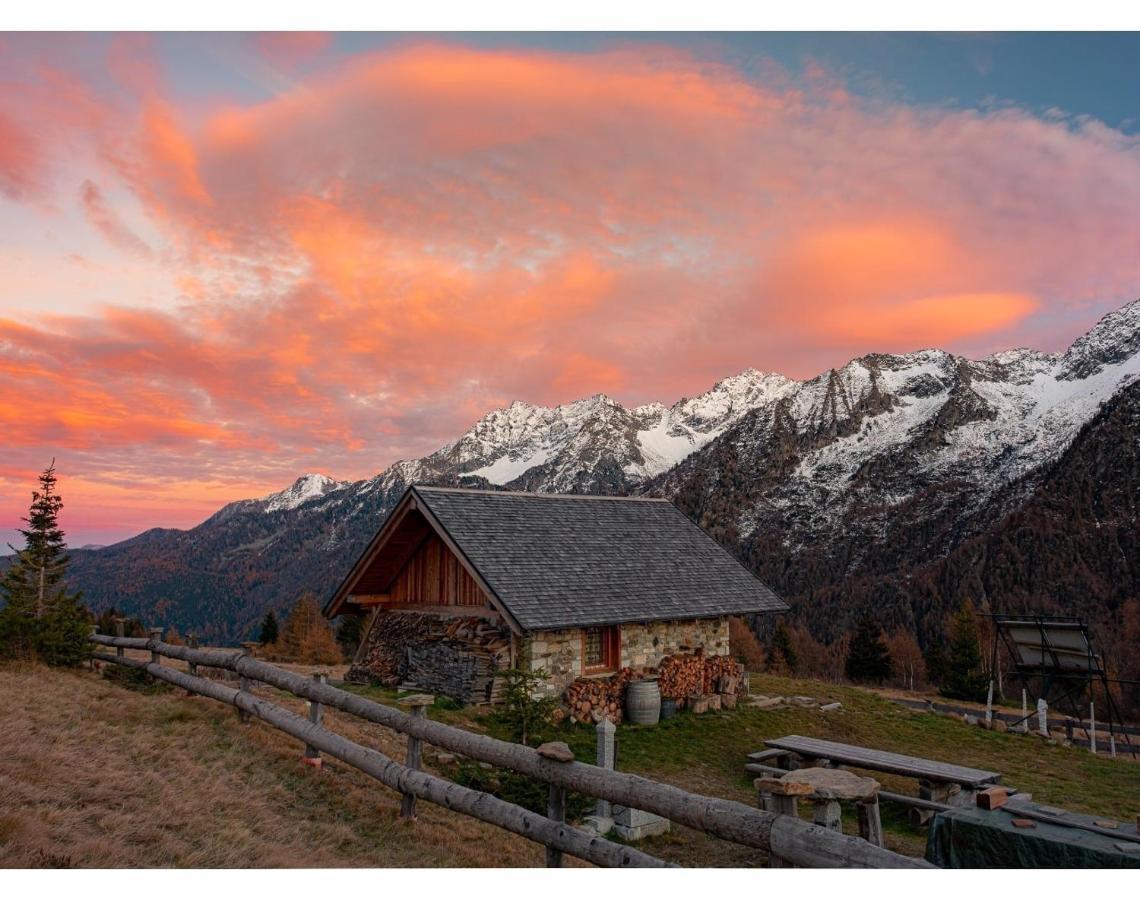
(62, 298), (1140, 644)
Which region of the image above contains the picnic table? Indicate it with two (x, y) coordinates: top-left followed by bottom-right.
(753, 735), (1003, 824)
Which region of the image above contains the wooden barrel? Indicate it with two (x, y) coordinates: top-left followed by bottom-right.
(626, 679), (662, 725)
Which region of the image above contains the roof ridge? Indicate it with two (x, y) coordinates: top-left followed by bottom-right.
(413, 485), (668, 502)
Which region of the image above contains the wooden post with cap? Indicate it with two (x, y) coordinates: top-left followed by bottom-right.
(303, 671), (328, 766)
(398, 694), (434, 819)
(114, 618), (126, 658)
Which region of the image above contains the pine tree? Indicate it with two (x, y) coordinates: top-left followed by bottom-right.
(940, 601), (989, 702)
(0, 461), (89, 664)
(844, 613), (893, 684)
(335, 613), (364, 658)
(258, 610), (279, 646)
(772, 621), (798, 673)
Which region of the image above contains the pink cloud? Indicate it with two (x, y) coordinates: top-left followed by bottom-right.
(1, 40), (1139, 541)
(80, 180), (153, 258)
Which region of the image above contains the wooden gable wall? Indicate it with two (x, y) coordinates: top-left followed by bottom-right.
(388, 533), (490, 608)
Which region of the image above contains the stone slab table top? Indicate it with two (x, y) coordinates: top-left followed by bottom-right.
(778, 767), (881, 801)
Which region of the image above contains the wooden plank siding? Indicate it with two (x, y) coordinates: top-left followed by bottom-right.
(387, 534), (490, 608)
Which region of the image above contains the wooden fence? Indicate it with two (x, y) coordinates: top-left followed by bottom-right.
(89, 630), (931, 869)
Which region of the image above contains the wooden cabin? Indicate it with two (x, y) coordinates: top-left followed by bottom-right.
(324, 485), (788, 703)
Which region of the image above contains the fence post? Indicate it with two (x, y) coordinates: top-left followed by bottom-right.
(88, 625), (97, 670)
(149, 627), (164, 665)
(546, 782), (567, 867)
(187, 634), (199, 676)
(115, 618), (126, 658)
(399, 695), (433, 819)
(303, 672), (328, 767)
(238, 648), (253, 724)
(1089, 702), (1096, 754)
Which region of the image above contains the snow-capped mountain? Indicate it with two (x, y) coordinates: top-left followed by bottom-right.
(261, 474), (349, 513)
(409, 369), (795, 491)
(66, 299), (1140, 643)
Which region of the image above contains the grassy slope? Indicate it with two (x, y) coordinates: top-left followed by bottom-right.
(0, 664), (559, 868)
(351, 672), (1140, 865)
(3, 664), (1136, 867)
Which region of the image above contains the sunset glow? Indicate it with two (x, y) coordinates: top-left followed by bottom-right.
(2, 33), (1139, 545)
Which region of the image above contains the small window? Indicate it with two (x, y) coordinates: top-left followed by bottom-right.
(582, 625), (620, 673)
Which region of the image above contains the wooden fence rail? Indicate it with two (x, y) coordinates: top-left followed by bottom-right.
(89, 632), (930, 869)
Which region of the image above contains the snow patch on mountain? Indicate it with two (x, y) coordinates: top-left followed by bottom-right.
(262, 474), (347, 512)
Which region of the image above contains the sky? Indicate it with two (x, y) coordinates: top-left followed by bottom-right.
(1, 32), (1139, 548)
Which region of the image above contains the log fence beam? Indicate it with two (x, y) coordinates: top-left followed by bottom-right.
(89, 651), (667, 869)
(89, 636), (930, 869)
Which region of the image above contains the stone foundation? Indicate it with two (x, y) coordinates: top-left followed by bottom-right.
(525, 617), (730, 696)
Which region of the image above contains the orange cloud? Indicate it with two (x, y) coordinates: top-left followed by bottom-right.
(140, 97), (211, 207)
(0, 110), (40, 200)
(2, 39), (1140, 543)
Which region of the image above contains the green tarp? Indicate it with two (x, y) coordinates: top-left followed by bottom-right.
(926, 804), (1140, 868)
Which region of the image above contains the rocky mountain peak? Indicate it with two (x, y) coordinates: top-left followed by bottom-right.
(1057, 298), (1140, 381)
(261, 473), (346, 513)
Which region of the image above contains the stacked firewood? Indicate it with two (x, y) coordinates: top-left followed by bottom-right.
(704, 655), (744, 694)
(562, 655), (747, 721)
(346, 612), (511, 703)
(656, 653), (745, 702)
(564, 677), (625, 724)
(657, 654), (706, 700)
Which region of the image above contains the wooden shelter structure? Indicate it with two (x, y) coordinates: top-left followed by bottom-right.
(324, 485), (788, 703)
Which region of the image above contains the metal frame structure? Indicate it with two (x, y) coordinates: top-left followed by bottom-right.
(989, 613), (1136, 758)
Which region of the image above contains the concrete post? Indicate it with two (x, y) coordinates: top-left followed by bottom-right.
(985, 681), (993, 724)
(595, 717), (616, 819)
(1090, 702), (1097, 754)
(1036, 698), (1049, 737)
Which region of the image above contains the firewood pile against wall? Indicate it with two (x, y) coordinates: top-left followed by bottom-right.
(563, 652), (744, 724)
(346, 611), (511, 704)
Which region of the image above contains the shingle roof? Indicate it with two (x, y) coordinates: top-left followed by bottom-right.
(411, 486), (787, 631)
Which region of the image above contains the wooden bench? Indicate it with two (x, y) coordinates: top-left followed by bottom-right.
(760, 735), (1003, 825)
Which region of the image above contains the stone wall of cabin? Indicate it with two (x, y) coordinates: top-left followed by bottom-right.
(346, 610), (512, 704)
(524, 617), (730, 696)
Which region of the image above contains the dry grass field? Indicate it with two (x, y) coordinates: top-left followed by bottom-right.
(0, 663), (561, 868)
